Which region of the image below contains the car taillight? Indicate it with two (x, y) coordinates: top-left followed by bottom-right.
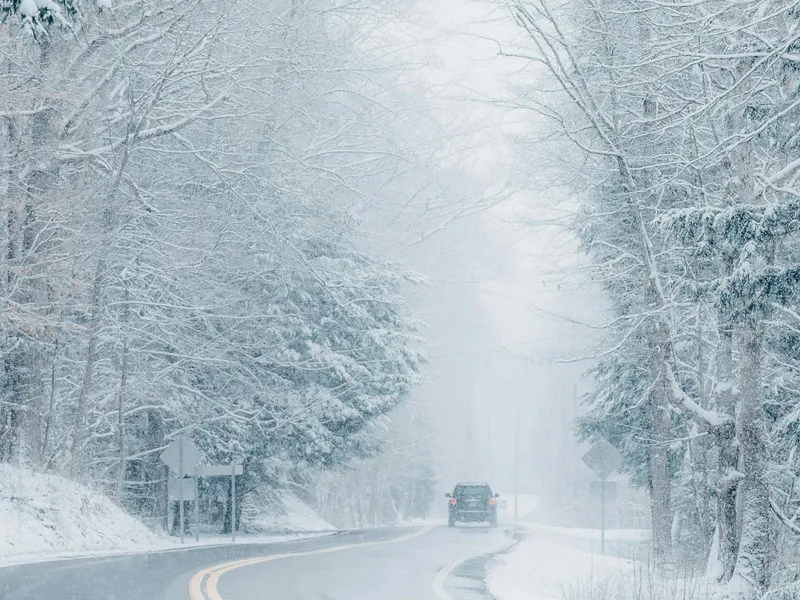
(489, 498), (496, 505)
(450, 498), (457, 505)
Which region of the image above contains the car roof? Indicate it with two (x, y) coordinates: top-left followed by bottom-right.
(455, 482), (491, 487)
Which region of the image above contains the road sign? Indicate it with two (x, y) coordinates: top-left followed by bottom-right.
(191, 462), (243, 544)
(197, 464), (243, 477)
(590, 480), (617, 504)
(497, 499), (508, 510)
(160, 435), (204, 477)
(582, 440), (622, 480)
(583, 439), (621, 556)
(160, 436), (204, 544)
(168, 477), (197, 502)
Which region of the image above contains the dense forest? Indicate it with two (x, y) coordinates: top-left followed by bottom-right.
(8, 1), (800, 598)
(502, 0), (800, 596)
(0, 0), (449, 531)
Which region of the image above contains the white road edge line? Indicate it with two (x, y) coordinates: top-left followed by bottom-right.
(0, 531), (337, 570)
(431, 532), (518, 600)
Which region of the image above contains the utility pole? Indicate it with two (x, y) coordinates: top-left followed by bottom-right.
(486, 415), (491, 478)
(464, 395), (475, 480)
(514, 409), (520, 522)
(573, 382), (579, 504)
(600, 475), (606, 555)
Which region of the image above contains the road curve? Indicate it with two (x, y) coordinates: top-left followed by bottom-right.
(0, 525), (513, 600)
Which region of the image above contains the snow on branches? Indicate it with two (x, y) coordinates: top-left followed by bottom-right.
(504, 0), (800, 594)
(0, 0), (437, 532)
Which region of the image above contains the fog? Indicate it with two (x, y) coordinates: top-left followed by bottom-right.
(5, 0), (798, 597)
(362, 0), (649, 529)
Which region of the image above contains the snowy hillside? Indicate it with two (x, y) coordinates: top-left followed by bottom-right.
(0, 464), (167, 561)
(0, 464), (336, 564)
(241, 486), (335, 533)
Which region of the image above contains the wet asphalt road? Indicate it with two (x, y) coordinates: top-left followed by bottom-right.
(0, 525), (514, 600)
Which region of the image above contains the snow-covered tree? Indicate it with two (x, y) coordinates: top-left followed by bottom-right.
(0, 0), (461, 536)
(501, 0), (800, 594)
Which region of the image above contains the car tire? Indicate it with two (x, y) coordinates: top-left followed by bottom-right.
(448, 516), (456, 528)
(489, 516), (497, 528)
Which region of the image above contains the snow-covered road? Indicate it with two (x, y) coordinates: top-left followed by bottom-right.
(0, 525), (514, 600)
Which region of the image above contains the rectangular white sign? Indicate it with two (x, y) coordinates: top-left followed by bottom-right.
(168, 477), (197, 502)
(196, 464), (243, 477)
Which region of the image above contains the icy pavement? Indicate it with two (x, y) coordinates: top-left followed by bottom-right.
(1, 525), (512, 600)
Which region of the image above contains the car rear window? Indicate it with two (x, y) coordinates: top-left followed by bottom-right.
(454, 485), (491, 499)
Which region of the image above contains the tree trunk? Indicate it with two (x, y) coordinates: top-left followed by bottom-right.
(113, 282), (131, 501)
(691, 311), (713, 557)
(69, 263), (103, 478)
(41, 334), (59, 467)
(4, 36), (56, 465)
(729, 321), (770, 596)
(114, 333), (129, 502)
(146, 409), (167, 530)
(650, 377), (673, 565)
(715, 324), (740, 582)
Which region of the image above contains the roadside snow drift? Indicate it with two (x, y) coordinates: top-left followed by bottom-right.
(0, 463), (166, 561)
(488, 525), (635, 600)
(241, 486), (334, 533)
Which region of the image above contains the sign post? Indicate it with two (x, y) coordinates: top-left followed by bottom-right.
(513, 410), (519, 523)
(195, 464), (243, 543)
(194, 466), (200, 543)
(582, 439), (622, 555)
(600, 476), (605, 554)
(178, 438), (184, 544)
(160, 438), (243, 544)
(231, 463), (237, 543)
(160, 435), (203, 544)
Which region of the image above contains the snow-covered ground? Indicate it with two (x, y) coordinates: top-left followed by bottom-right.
(487, 524), (642, 600)
(488, 522), (723, 600)
(0, 463), (169, 564)
(241, 488), (335, 533)
(525, 523), (650, 544)
(0, 464), (334, 567)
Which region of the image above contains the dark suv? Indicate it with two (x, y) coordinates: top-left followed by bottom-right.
(446, 482), (499, 527)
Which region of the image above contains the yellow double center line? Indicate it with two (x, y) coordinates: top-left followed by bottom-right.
(189, 526), (433, 600)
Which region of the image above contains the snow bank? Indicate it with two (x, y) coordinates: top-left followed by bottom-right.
(0, 463), (167, 562)
(488, 528), (634, 600)
(0, 464), (335, 567)
(526, 523), (651, 543)
(241, 487), (335, 533)
(487, 524), (710, 600)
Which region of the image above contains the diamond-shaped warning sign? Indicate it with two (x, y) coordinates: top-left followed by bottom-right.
(582, 439), (622, 480)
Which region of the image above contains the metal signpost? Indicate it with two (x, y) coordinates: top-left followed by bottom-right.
(513, 410), (519, 522)
(160, 436), (243, 544)
(231, 463), (237, 543)
(194, 466), (199, 543)
(195, 463), (244, 543)
(582, 439), (622, 555)
(160, 435), (203, 544)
